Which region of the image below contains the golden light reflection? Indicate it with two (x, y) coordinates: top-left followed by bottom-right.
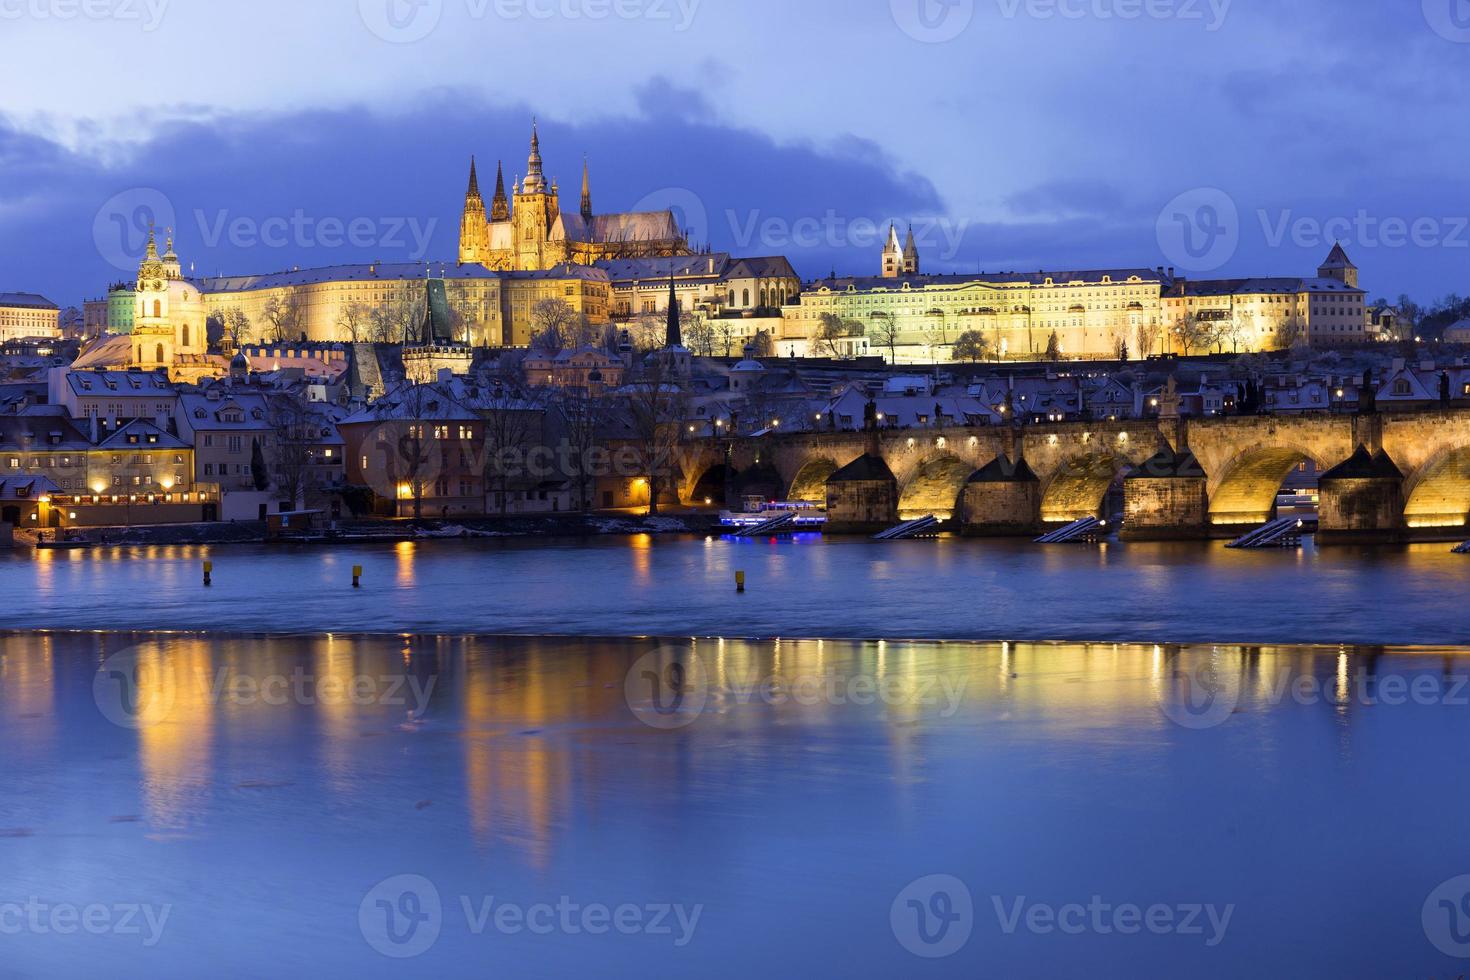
(134, 640), (215, 831)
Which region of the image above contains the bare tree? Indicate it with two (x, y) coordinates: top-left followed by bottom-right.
(712, 318), (740, 357)
(869, 311), (900, 363)
(817, 313), (864, 358)
(336, 303), (371, 344)
(481, 383), (545, 515)
(624, 356), (690, 516)
(682, 311), (716, 357)
(750, 330), (775, 358)
(530, 298), (581, 352)
(558, 387), (605, 512)
(1136, 320), (1162, 358)
(266, 394), (321, 511)
(260, 294), (303, 343)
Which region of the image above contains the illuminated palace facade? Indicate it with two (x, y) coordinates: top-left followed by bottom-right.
(782, 237), (1368, 362)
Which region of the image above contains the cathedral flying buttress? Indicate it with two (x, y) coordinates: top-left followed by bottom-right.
(457, 122), (694, 272)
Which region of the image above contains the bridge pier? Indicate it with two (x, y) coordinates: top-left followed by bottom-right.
(1316, 446), (1405, 545)
(824, 404), (900, 534)
(959, 455), (1040, 537)
(1122, 448), (1210, 540)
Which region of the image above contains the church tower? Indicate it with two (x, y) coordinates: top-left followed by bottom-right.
(132, 227), (206, 376)
(458, 156), (491, 265)
(902, 225), (920, 275)
(881, 224), (904, 278)
(513, 121), (560, 270)
(490, 160), (510, 222)
(1318, 242), (1358, 289)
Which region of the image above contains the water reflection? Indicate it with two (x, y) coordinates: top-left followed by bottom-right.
(2, 632), (1469, 976)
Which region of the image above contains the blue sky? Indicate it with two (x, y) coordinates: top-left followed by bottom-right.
(3, 0), (1469, 306)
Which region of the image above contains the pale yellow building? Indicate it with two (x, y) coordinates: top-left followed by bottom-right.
(0, 292), (61, 342)
(193, 261), (611, 349)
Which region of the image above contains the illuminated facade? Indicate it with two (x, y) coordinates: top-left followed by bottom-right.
(0, 292), (61, 342)
(458, 123), (691, 271)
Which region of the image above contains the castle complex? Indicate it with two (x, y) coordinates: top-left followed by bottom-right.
(457, 123), (691, 271)
(65, 123), (1382, 379)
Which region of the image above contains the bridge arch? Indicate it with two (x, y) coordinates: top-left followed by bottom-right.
(788, 457), (840, 503)
(1403, 443), (1470, 530)
(1207, 444), (1326, 527)
(899, 454), (972, 520)
(1039, 452), (1127, 524)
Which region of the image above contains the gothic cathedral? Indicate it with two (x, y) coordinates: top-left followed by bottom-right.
(458, 123), (693, 271)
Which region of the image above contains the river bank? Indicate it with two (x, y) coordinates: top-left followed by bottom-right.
(8, 512), (723, 548)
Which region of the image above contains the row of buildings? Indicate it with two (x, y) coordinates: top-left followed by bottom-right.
(48, 124), (1399, 377)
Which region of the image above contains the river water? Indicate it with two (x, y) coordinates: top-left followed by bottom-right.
(1, 537), (1468, 977)
(0, 534), (1467, 645)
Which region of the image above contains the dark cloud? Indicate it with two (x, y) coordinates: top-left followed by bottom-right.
(0, 93), (945, 305)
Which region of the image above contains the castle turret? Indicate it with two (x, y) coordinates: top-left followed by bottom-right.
(1318, 242), (1358, 289)
(881, 224), (903, 278)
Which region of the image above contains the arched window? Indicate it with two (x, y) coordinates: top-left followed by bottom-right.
(728, 290), (735, 306)
(155, 344), (164, 365)
(742, 289), (750, 307)
(153, 300), (161, 318)
(181, 324), (190, 348)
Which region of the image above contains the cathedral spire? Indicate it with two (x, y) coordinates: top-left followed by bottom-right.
(524, 119), (546, 193)
(491, 160), (509, 221)
(144, 224), (159, 261)
(580, 156), (592, 221)
(666, 272), (682, 349)
(466, 156), (482, 200)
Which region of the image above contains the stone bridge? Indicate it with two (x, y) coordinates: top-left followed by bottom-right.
(676, 410), (1470, 541)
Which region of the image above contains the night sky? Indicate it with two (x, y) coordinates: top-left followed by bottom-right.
(3, 0), (1467, 306)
